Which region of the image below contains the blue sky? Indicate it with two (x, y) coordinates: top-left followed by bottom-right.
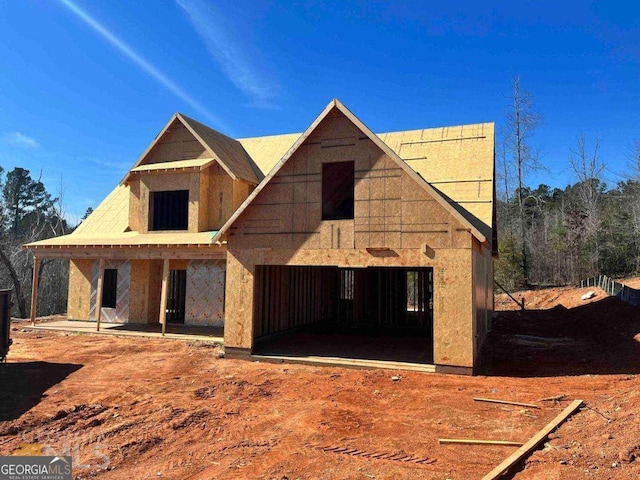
(0, 0), (638, 222)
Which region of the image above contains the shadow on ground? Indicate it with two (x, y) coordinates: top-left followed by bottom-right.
(481, 296), (640, 377)
(0, 361), (83, 421)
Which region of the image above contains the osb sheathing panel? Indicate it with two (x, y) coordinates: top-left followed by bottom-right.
(67, 259), (93, 320)
(473, 239), (494, 361)
(74, 185), (130, 236)
(148, 260), (163, 322)
(207, 163), (234, 231)
(129, 260), (152, 323)
(129, 259), (164, 324)
(199, 166), (210, 232)
(170, 259), (189, 270)
(233, 181), (253, 212)
(129, 179), (141, 232)
(225, 111), (477, 366)
(238, 133), (302, 175)
(229, 112), (470, 253)
(238, 122), (494, 245)
(224, 246), (475, 366)
(224, 249), (255, 349)
(142, 119), (208, 165)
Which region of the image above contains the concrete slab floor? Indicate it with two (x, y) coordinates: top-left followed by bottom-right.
(20, 320), (224, 343)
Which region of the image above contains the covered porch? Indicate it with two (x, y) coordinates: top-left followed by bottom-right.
(24, 232), (227, 337)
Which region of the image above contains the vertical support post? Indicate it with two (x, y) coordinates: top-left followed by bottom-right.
(95, 259), (105, 332)
(30, 257), (41, 326)
(159, 258), (170, 336)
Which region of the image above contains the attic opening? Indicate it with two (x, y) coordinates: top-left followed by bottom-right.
(252, 266), (434, 364)
(322, 161), (355, 220)
(150, 190), (189, 231)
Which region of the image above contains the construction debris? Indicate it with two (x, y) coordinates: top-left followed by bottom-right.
(540, 394), (568, 402)
(481, 399), (584, 480)
(473, 397), (540, 409)
(439, 439), (524, 447)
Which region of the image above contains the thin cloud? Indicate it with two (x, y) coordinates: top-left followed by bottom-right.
(176, 0), (278, 108)
(90, 158), (132, 172)
(56, 0), (227, 130)
(4, 132), (39, 149)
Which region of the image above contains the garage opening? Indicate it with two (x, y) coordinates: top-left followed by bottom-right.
(252, 266), (434, 364)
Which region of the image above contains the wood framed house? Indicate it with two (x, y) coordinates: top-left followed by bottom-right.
(25, 113), (261, 329)
(25, 99), (495, 374)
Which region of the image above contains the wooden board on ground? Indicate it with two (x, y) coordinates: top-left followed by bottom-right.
(481, 399), (584, 480)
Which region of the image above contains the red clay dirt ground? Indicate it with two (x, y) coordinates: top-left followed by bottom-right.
(0, 281), (639, 480)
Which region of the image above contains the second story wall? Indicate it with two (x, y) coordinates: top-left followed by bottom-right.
(128, 165), (255, 233)
(227, 109), (472, 253)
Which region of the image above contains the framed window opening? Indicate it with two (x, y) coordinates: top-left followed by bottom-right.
(150, 190), (189, 231)
(322, 161), (355, 220)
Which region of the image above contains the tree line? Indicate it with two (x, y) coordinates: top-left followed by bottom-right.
(0, 167), (72, 317)
(496, 77), (640, 291)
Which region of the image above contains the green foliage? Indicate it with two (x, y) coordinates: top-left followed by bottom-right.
(0, 167), (70, 318)
(2, 167), (57, 235)
(495, 235), (525, 290)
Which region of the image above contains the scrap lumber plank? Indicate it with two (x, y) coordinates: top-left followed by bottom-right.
(439, 439), (523, 447)
(481, 399), (583, 480)
(474, 397), (540, 409)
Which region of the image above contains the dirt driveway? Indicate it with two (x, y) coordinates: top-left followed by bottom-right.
(1, 283), (639, 479)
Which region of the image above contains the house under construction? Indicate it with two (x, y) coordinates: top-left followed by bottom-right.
(26, 99), (496, 374)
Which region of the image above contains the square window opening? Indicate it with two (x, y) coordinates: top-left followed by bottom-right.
(150, 190), (189, 231)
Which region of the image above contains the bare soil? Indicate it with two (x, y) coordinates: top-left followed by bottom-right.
(1, 281), (639, 479)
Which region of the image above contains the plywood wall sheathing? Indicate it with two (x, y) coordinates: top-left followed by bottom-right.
(218, 100), (487, 249)
(67, 259), (93, 320)
(129, 260), (151, 323)
(223, 101), (479, 367)
(89, 260), (130, 323)
(207, 163), (234, 231)
(184, 259), (226, 327)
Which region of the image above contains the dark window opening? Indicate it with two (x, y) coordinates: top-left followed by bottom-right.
(102, 268), (117, 308)
(322, 161), (354, 220)
(150, 190), (189, 231)
(167, 269), (187, 323)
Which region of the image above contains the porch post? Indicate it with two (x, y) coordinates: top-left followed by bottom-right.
(30, 256), (41, 325)
(95, 259), (105, 332)
(159, 258), (170, 336)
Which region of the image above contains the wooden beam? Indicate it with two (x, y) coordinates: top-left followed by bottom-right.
(159, 258), (170, 336)
(95, 259), (105, 332)
(439, 439), (523, 447)
(30, 257), (41, 325)
(474, 397), (540, 409)
(481, 399), (583, 480)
